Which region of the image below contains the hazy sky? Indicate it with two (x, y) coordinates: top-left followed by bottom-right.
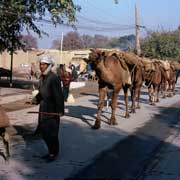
(35, 0), (180, 48)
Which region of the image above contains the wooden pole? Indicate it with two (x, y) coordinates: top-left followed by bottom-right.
(135, 2), (141, 56)
(9, 50), (13, 87)
(60, 32), (64, 64)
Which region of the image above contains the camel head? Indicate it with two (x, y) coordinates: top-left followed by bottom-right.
(88, 49), (106, 70)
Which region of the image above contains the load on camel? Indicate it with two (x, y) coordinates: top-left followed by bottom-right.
(0, 105), (10, 161)
(88, 49), (144, 129)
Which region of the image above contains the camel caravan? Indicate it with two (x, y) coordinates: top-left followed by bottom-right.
(87, 48), (180, 129)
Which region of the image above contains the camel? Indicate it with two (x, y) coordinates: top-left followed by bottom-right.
(159, 60), (180, 98)
(88, 49), (131, 129)
(109, 50), (145, 113)
(129, 61), (144, 113)
(144, 61), (162, 105)
(167, 61), (180, 96)
(0, 105), (10, 161)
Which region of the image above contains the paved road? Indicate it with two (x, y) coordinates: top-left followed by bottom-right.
(0, 81), (180, 180)
(70, 101), (180, 180)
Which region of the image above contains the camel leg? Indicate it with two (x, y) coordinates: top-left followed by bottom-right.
(156, 85), (161, 102)
(136, 87), (141, 109)
(110, 88), (121, 125)
(172, 83), (176, 95)
(130, 87), (136, 113)
(123, 86), (130, 118)
(169, 84), (173, 97)
(3, 132), (10, 159)
(149, 86), (155, 105)
(93, 86), (106, 129)
(148, 87), (152, 104)
(161, 81), (166, 98)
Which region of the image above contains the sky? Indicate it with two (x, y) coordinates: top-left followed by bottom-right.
(35, 0), (180, 49)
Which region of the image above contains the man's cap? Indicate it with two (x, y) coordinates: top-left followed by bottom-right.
(39, 55), (55, 66)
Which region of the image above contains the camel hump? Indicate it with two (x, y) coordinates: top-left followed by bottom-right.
(170, 60), (180, 70)
(107, 51), (131, 85)
(141, 58), (156, 72)
(0, 106), (10, 128)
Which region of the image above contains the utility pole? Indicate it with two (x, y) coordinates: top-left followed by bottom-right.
(9, 50), (13, 87)
(135, 2), (141, 56)
(60, 32), (64, 64)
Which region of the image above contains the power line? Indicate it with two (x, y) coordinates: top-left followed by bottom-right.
(84, 0), (120, 22)
(0, 7), (141, 35)
(76, 14), (134, 28)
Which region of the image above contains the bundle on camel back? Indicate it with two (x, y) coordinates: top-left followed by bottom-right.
(0, 105), (10, 161)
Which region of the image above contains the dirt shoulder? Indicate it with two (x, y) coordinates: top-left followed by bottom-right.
(1, 81), (98, 112)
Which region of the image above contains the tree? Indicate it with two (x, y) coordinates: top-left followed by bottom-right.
(63, 31), (83, 50)
(21, 34), (38, 49)
(0, 0), (80, 86)
(108, 35), (135, 50)
(141, 29), (180, 60)
(81, 34), (94, 49)
(52, 31), (83, 50)
(0, 0), (80, 53)
(93, 34), (109, 48)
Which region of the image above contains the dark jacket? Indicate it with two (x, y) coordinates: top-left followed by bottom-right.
(36, 71), (64, 118)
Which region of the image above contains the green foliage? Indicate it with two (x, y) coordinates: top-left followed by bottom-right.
(109, 35), (135, 50)
(0, 0), (80, 53)
(141, 28), (180, 60)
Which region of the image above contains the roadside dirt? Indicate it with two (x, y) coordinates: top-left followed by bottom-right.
(1, 81), (98, 112)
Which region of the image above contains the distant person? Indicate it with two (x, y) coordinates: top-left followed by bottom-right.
(32, 55), (64, 162)
(30, 62), (38, 80)
(59, 64), (73, 102)
(69, 63), (78, 81)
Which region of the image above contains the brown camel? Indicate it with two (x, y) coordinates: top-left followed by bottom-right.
(144, 61), (162, 105)
(88, 49), (131, 129)
(167, 61), (180, 96)
(129, 61), (144, 113)
(160, 60), (180, 98)
(112, 50), (145, 113)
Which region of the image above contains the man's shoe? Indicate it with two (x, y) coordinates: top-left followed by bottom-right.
(45, 154), (58, 163)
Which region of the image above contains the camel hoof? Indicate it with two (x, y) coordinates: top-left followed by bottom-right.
(110, 121), (118, 126)
(92, 121), (101, 129)
(92, 125), (100, 129)
(136, 106), (140, 109)
(124, 114), (130, 118)
(130, 109), (136, 113)
(113, 122), (118, 125)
